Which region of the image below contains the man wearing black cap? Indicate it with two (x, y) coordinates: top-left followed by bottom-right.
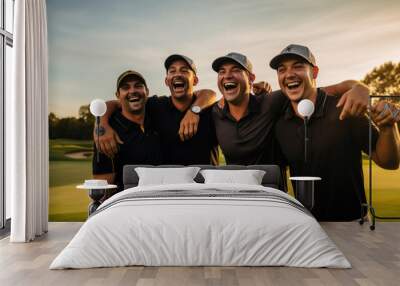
(271, 44), (400, 221)
(211, 52), (369, 166)
(97, 54), (218, 165)
(92, 70), (163, 194)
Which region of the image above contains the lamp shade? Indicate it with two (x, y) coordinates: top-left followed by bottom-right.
(298, 99), (315, 118)
(89, 99), (107, 117)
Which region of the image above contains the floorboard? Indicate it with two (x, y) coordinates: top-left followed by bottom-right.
(0, 222), (399, 286)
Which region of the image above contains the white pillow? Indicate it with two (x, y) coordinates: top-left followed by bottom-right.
(200, 169), (266, 185)
(135, 167), (201, 186)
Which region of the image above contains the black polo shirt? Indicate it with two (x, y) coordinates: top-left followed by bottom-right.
(275, 89), (379, 221)
(93, 110), (162, 191)
(147, 95), (218, 165)
(212, 92), (287, 165)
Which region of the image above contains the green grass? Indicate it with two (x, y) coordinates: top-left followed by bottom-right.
(49, 138), (92, 161)
(50, 161), (92, 187)
(49, 139), (400, 222)
(49, 161), (92, 221)
(363, 160), (400, 218)
(49, 139), (93, 221)
(49, 183), (90, 221)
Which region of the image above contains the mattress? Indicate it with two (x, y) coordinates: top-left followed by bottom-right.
(50, 183), (351, 269)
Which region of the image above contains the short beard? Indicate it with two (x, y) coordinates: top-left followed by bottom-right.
(225, 92), (248, 106)
(171, 91), (192, 101)
(128, 108), (144, 115)
(125, 99), (145, 115)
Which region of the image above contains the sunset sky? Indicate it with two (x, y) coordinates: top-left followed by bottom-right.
(47, 0), (400, 117)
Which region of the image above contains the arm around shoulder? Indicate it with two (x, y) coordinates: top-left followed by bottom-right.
(193, 89), (217, 109)
(178, 90), (217, 141)
(93, 99), (123, 157)
(322, 80), (369, 120)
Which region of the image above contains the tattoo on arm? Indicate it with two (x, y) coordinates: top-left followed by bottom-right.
(96, 126), (106, 136)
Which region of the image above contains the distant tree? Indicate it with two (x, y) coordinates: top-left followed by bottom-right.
(362, 62), (400, 104)
(79, 104), (95, 126)
(48, 112), (59, 139)
(49, 104), (95, 140)
(49, 112), (58, 123)
(78, 104), (95, 139)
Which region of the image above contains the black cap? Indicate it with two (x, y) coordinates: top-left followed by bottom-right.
(116, 70), (147, 90)
(164, 54), (197, 74)
(212, 52), (253, 73)
(269, 44), (316, 70)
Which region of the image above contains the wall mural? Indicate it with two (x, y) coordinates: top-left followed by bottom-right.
(47, 0), (400, 221)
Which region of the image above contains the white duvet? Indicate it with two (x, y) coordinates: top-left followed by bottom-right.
(50, 183), (351, 269)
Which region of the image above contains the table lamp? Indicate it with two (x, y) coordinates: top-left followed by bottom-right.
(291, 99), (320, 210)
(89, 99), (107, 162)
(297, 99), (315, 163)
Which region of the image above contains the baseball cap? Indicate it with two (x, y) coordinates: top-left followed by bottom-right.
(212, 52), (253, 73)
(269, 44), (316, 69)
(116, 70), (147, 90)
(164, 54), (197, 74)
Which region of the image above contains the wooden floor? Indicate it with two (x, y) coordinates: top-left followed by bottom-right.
(0, 222), (399, 286)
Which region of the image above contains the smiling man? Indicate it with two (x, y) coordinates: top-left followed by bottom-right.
(211, 51), (372, 195)
(92, 70), (163, 194)
(272, 44), (400, 220)
(211, 52), (367, 166)
(149, 54), (218, 165)
(96, 54), (218, 165)
(212, 52), (285, 166)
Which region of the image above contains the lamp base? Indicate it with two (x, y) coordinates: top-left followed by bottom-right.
(290, 176), (321, 211)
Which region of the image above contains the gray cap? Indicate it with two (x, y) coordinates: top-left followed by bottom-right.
(212, 52), (253, 73)
(269, 44), (316, 69)
(164, 54), (197, 74)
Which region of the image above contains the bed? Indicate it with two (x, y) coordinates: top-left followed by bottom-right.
(50, 165), (350, 269)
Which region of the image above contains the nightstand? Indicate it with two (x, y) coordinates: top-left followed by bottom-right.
(289, 176), (321, 210)
(77, 183), (117, 215)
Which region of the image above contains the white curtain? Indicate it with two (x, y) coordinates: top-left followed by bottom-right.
(8, 0), (49, 242)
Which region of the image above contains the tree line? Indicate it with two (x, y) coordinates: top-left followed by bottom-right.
(49, 62), (400, 139)
(49, 105), (94, 140)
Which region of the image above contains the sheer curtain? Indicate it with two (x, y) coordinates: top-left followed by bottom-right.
(8, 0), (48, 242)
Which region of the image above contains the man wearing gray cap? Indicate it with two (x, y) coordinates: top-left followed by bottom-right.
(272, 44), (400, 220)
(211, 51), (370, 167)
(96, 54), (218, 165)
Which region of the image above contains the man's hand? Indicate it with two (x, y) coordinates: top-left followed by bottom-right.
(179, 110), (199, 141)
(336, 83), (369, 120)
(371, 101), (400, 128)
(253, 81), (272, 95)
(93, 123), (123, 158)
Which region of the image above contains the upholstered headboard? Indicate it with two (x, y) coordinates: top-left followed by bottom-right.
(123, 165), (285, 191)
